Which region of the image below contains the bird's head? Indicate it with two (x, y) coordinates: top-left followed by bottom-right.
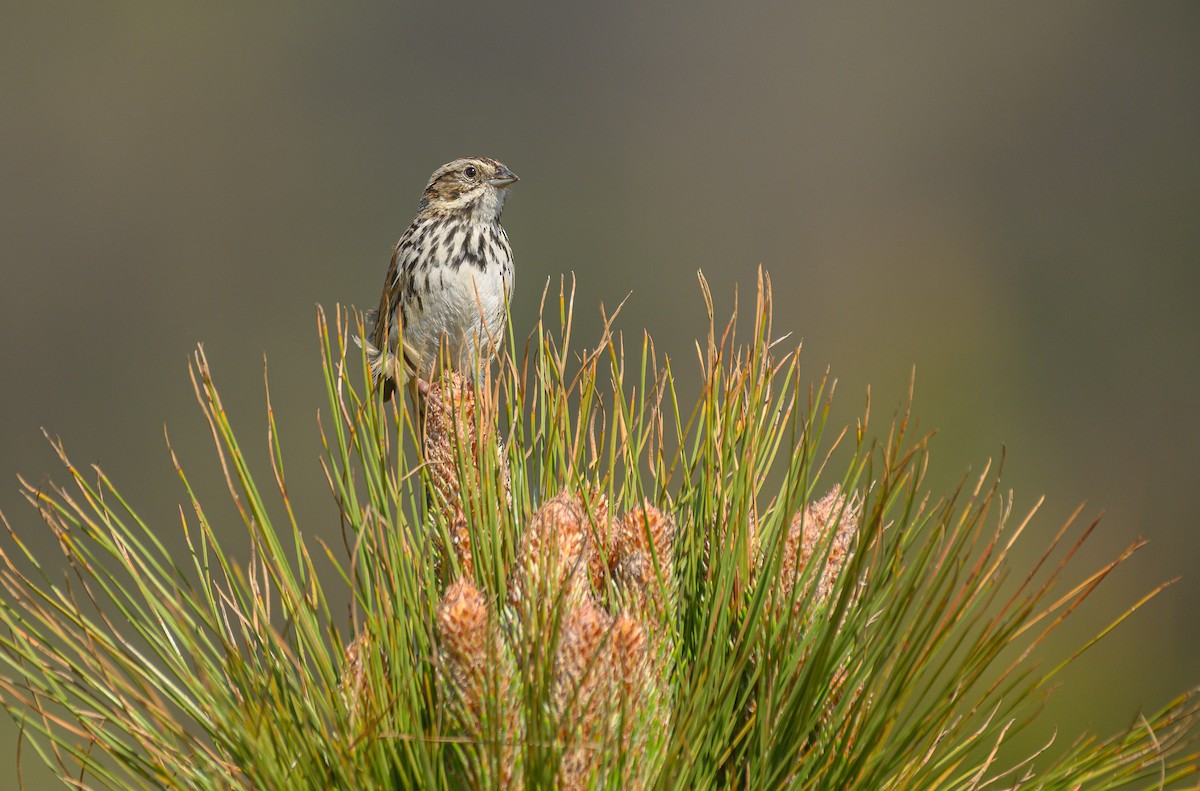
(419, 157), (518, 222)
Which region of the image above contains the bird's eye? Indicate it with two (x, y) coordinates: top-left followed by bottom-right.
(464, 166), (478, 179)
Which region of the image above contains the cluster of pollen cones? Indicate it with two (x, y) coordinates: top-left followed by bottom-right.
(343, 373), (863, 789)
(436, 488), (673, 789)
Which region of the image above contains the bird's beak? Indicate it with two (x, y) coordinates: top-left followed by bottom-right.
(488, 166), (519, 188)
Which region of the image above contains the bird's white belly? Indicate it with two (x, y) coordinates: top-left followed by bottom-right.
(408, 263), (510, 378)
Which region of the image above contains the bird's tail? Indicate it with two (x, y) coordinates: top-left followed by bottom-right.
(355, 308), (421, 402)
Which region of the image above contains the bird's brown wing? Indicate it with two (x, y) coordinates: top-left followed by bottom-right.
(372, 225), (422, 392)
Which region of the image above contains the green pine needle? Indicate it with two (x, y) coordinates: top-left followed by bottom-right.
(0, 270), (1195, 790)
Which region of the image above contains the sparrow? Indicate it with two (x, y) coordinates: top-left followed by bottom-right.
(364, 157), (518, 401)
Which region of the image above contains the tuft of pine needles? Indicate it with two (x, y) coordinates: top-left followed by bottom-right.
(0, 270), (1196, 789)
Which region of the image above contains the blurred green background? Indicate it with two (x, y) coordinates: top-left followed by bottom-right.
(1, 3), (1197, 786)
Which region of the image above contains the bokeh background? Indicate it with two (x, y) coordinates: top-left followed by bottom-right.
(2, 3), (1197, 785)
